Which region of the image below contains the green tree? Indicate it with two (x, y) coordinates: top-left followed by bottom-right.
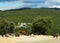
(8, 22), (15, 35)
(31, 16), (54, 35)
(0, 18), (15, 36)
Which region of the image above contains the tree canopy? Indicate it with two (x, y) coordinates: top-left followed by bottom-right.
(31, 16), (54, 35)
(0, 18), (15, 36)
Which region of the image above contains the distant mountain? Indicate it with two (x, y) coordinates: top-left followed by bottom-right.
(19, 7), (31, 10)
(5, 7), (31, 11)
(42, 7), (60, 10)
(40, 7), (60, 9)
(1, 7), (60, 11)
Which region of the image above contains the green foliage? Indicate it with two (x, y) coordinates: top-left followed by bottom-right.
(0, 8), (59, 30)
(0, 18), (9, 36)
(31, 16), (54, 35)
(8, 22), (15, 34)
(0, 8), (60, 35)
(0, 18), (15, 36)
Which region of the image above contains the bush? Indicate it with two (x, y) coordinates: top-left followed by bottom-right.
(31, 16), (54, 35)
(0, 18), (15, 36)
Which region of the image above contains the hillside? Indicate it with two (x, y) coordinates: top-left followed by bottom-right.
(0, 8), (60, 31)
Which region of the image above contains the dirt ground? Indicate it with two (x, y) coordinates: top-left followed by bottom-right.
(0, 35), (60, 43)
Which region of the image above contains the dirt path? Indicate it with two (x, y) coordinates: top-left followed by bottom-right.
(0, 35), (60, 43)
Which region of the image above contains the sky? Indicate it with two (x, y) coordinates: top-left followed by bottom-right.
(0, 0), (60, 10)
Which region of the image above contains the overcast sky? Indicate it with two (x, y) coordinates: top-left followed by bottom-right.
(0, 0), (60, 10)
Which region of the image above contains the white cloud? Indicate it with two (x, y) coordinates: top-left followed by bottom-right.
(0, 6), (23, 11)
(47, 0), (60, 2)
(43, 0), (60, 8)
(50, 5), (60, 8)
